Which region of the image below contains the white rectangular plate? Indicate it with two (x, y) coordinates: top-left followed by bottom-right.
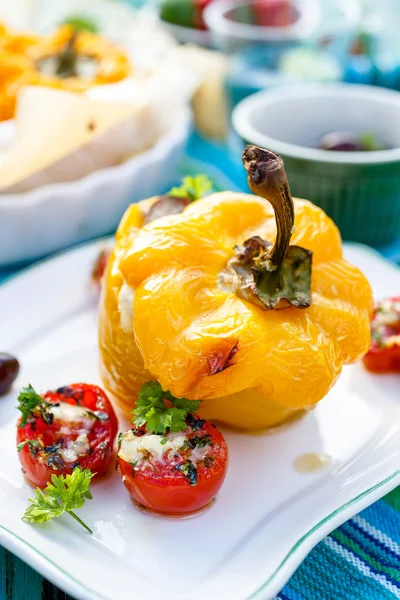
(0, 240), (399, 600)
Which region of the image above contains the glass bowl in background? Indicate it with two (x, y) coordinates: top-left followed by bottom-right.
(205, 0), (321, 53)
(204, 0), (361, 107)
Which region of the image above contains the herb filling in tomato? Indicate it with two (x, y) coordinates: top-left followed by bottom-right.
(17, 383), (118, 487)
(23, 397), (108, 468)
(117, 381), (228, 514)
(118, 418), (217, 487)
(363, 297), (400, 373)
(371, 298), (400, 347)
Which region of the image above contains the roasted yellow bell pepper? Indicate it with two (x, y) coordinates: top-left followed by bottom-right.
(0, 23), (131, 121)
(99, 147), (373, 430)
(28, 25), (130, 86)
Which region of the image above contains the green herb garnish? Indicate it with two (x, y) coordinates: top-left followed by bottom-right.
(22, 468), (94, 533)
(16, 385), (51, 427)
(132, 381), (200, 435)
(17, 439), (40, 455)
(62, 15), (99, 33)
(180, 440), (189, 452)
(85, 410), (108, 421)
(360, 132), (384, 152)
(168, 175), (212, 202)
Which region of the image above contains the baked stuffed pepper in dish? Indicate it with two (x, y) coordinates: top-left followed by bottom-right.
(99, 146), (372, 430)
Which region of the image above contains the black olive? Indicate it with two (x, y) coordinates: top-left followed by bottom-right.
(179, 460), (198, 486)
(56, 385), (75, 396)
(43, 445), (60, 453)
(47, 454), (65, 470)
(188, 437), (199, 450)
(320, 132), (363, 152)
(42, 411), (54, 425)
(185, 413), (205, 431)
(0, 353), (20, 395)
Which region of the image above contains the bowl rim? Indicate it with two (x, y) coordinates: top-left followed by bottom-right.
(158, 18), (211, 47)
(204, 0), (319, 41)
(204, 0), (360, 42)
(232, 83), (400, 165)
(0, 105), (192, 207)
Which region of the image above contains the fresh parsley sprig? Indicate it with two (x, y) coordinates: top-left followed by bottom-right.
(16, 384), (51, 427)
(132, 381), (201, 435)
(168, 175), (213, 202)
(22, 468), (95, 533)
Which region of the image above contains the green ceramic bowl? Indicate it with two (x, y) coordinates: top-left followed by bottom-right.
(232, 83), (400, 245)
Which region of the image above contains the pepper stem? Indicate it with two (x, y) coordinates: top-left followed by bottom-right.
(56, 30), (80, 78)
(67, 509), (93, 533)
(224, 145), (312, 310)
(242, 145), (294, 274)
(36, 30), (82, 79)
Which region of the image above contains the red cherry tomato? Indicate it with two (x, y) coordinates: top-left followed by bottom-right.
(194, 0), (213, 30)
(364, 345), (400, 373)
(363, 297), (400, 374)
(17, 383), (118, 488)
(117, 415), (228, 515)
(251, 0), (297, 27)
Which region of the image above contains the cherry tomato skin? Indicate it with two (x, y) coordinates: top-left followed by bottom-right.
(363, 297), (400, 374)
(251, 0), (296, 27)
(17, 384), (118, 488)
(118, 420), (228, 515)
(194, 0), (213, 30)
(363, 346), (400, 373)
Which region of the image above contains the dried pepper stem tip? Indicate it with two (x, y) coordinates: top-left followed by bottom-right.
(226, 144), (312, 310)
(242, 146), (285, 188)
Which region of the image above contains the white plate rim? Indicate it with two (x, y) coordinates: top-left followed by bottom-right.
(0, 239), (399, 600)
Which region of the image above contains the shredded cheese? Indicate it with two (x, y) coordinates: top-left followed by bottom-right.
(119, 430), (186, 465)
(118, 430), (212, 468)
(49, 403), (92, 423)
(60, 433), (90, 464)
(385, 334), (400, 348)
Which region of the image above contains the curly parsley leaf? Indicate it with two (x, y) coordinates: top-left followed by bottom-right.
(22, 468), (95, 533)
(16, 385), (49, 427)
(168, 175), (212, 202)
(132, 381), (201, 434)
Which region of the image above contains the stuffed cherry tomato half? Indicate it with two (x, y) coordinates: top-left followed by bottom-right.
(363, 297), (400, 373)
(17, 383), (118, 488)
(117, 414), (228, 515)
